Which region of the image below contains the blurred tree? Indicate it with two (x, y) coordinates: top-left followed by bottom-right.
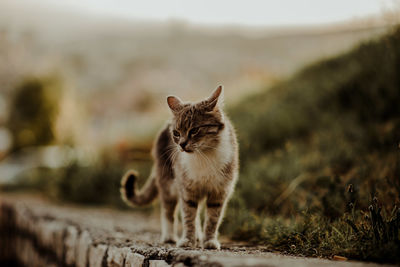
(7, 77), (61, 151)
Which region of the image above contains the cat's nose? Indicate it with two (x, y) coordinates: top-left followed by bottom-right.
(179, 141), (188, 150)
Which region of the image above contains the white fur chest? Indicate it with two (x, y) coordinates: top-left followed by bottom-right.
(178, 128), (233, 186)
(181, 153), (224, 180)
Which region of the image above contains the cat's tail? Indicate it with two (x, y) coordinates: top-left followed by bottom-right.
(120, 169), (158, 206)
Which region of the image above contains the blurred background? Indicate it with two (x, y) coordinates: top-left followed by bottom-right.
(1, 0), (400, 263)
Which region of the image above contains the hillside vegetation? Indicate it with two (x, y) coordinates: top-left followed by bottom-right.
(223, 26), (400, 263)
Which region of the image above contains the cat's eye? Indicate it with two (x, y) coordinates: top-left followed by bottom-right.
(189, 127), (199, 136)
(207, 126), (219, 134)
(173, 130), (180, 137)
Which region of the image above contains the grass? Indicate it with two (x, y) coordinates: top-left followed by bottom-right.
(221, 26), (400, 263)
(3, 25), (400, 264)
(4, 152), (154, 211)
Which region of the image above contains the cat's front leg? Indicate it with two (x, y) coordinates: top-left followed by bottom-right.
(203, 199), (226, 250)
(177, 198), (198, 248)
(195, 211), (203, 246)
(160, 198), (178, 244)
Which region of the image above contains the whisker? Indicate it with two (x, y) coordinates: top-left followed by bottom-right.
(160, 145), (179, 178)
(159, 144), (178, 159)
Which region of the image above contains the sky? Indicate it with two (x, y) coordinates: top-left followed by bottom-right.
(32, 0), (399, 26)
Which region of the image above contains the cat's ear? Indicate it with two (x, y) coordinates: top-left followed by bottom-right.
(167, 95), (183, 113)
(205, 85), (223, 111)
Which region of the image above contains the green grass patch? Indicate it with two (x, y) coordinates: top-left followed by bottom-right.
(221, 26), (400, 263)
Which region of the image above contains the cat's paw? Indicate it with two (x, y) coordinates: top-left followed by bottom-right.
(203, 239), (221, 250)
(161, 236), (176, 244)
(177, 237), (195, 248)
(196, 233), (203, 247)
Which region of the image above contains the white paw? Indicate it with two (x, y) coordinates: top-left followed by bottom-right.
(203, 239), (221, 250)
(196, 232), (203, 246)
(177, 237), (195, 248)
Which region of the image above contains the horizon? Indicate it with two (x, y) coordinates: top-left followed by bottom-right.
(2, 0), (399, 27)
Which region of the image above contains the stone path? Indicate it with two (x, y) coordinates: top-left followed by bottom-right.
(0, 194), (394, 267)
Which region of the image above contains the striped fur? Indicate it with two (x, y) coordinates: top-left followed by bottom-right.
(121, 85), (239, 249)
(120, 169), (158, 206)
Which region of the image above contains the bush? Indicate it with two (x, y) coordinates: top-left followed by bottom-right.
(7, 150), (154, 210)
(7, 77), (62, 151)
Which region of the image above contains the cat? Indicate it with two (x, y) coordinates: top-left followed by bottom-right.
(120, 85), (239, 249)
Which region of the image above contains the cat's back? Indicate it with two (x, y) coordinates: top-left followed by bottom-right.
(153, 123), (175, 179)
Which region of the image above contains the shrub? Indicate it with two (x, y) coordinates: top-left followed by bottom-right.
(7, 77), (62, 151)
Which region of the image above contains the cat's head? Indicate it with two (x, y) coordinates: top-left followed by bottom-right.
(167, 86), (225, 153)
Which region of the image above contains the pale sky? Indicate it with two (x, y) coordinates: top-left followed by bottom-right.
(22, 0), (400, 26)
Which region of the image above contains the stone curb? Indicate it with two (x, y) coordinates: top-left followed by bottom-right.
(0, 196), (394, 267)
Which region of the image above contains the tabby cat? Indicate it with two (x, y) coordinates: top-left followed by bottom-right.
(121, 85), (239, 249)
